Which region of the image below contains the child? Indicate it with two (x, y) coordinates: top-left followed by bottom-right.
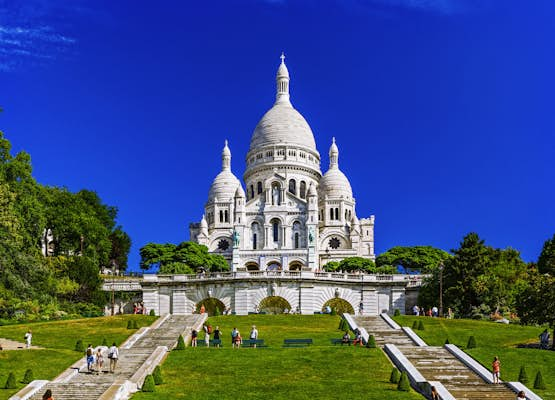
(492, 356), (501, 384)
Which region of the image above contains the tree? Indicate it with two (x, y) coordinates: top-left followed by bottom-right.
(323, 257), (395, 274)
(538, 234), (555, 275)
(376, 246), (451, 273)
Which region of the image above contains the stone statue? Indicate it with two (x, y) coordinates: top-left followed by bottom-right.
(272, 186), (280, 205)
(232, 230), (240, 247)
(308, 227), (314, 243)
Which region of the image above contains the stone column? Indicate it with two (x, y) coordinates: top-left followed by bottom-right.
(391, 288), (406, 315)
(172, 289), (187, 315)
(234, 283), (249, 315)
(362, 287), (378, 316)
(299, 282), (314, 314)
(142, 287), (159, 316)
(159, 287), (171, 315)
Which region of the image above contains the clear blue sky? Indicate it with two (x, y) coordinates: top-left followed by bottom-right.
(1, 0), (554, 270)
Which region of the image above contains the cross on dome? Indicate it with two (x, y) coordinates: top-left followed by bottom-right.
(280, 52), (285, 64)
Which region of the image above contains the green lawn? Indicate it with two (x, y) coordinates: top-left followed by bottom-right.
(0, 315), (156, 399)
(133, 315), (421, 400)
(393, 315), (555, 399)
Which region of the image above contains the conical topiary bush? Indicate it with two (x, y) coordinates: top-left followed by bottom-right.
(534, 371), (546, 390)
(175, 335), (186, 350)
(132, 320), (139, 329)
(467, 336), (476, 349)
(394, 309), (401, 316)
(331, 308), (337, 316)
(153, 365), (163, 385)
(390, 367), (401, 383)
(75, 339), (84, 352)
(397, 371), (410, 391)
(149, 309), (155, 316)
(127, 320), (134, 329)
(444, 338), (450, 345)
(412, 321), (418, 330)
(4, 372), (16, 389)
(417, 320), (424, 331)
(22, 369), (34, 384)
(366, 335), (376, 348)
(142, 374), (155, 392)
(518, 366), (528, 385)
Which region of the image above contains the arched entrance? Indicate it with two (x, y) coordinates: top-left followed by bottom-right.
(258, 296), (292, 314)
(245, 262), (259, 271)
(289, 261), (303, 271)
(196, 298), (226, 316)
(322, 298), (354, 314)
(267, 261), (282, 271)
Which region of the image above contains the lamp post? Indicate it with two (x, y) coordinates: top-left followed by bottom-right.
(439, 261), (444, 317)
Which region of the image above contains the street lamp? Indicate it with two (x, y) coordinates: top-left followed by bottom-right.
(439, 261), (444, 317)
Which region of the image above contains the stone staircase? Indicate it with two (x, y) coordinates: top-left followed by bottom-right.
(355, 316), (517, 400)
(23, 315), (204, 400)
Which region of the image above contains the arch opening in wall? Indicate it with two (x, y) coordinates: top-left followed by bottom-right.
(196, 298), (226, 316)
(288, 179), (296, 195)
(267, 261), (282, 271)
(245, 262), (259, 271)
(258, 296), (292, 314)
(322, 298), (354, 314)
(289, 261), (303, 271)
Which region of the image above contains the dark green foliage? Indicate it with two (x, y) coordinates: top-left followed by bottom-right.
(102, 337), (108, 346)
(444, 338), (450, 345)
(534, 371), (546, 390)
(258, 296), (292, 315)
(330, 307), (337, 316)
(376, 246), (451, 274)
(142, 374), (156, 392)
(127, 320), (134, 329)
(22, 369), (33, 384)
(4, 372), (16, 389)
(214, 307), (221, 316)
(132, 320), (139, 329)
(175, 335), (185, 350)
(537, 234), (555, 275)
(366, 335), (376, 348)
(196, 298), (226, 316)
(140, 241), (229, 273)
(338, 319), (347, 331)
(153, 366), (163, 385)
(323, 298), (354, 315)
(397, 371), (410, 391)
(389, 367), (400, 383)
(75, 340), (84, 352)
(467, 336), (476, 349)
(417, 321), (424, 331)
(412, 321), (418, 330)
(518, 366), (528, 385)
(323, 257), (394, 274)
(149, 309), (155, 316)
(394, 309), (401, 316)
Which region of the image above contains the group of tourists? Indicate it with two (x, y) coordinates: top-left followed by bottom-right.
(191, 325), (259, 348)
(411, 305), (453, 318)
(133, 302), (146, 314)
(341, 328), (363, 346)
(85, 342), (119, 374)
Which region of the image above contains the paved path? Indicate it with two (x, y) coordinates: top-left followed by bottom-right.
(0, 338), (42, 350)
(355, 316), (517, 400)
(21, 315), (204, 400)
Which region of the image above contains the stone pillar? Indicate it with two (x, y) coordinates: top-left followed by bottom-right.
(232, 247), (241, 272)
(299, 282), (314, 314)
(172, 290), (187, 315)
(362, 287), (378, 316)
(159, 287), (171, 315)
(234, 283), (249, 315)
(391, 288), (406, 315)
(142, 287), (159, 316)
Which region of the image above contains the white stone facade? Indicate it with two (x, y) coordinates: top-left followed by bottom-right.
(189, 55), (375, 271)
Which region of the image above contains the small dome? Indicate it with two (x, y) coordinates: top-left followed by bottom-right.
(319, 169), (353, 200)
(208, 171), (240, 203)
(235, 185), (245, 198)
(200, 215), (208, 229)
(307, 182), (317, 196)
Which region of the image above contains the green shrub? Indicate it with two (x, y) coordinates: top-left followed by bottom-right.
(412, 321), (418, 330)
(518, 366), (528, 385)
(417, 321), (424, 331)
(4, 372), (16, 389)
(330, 308), (337, 316)
(153, 366), (163, 385)
(390, 367), (400, 384)
(214, 307), (221, 316)
(142, 374), (156, 392)
(175, 335), (185, 350)
(534, 371), (546, 390)
(467, 336), (476, 349)
(444, 338), (450, 345)
(101, 338), (108, 346)
(366, 335), (376, 349)
(397, 371), (410, 391)
(22, 369), (33, 384)
(75, 339), (84, 352)
(132, 320), (139, 329)
(127, 320), (133, 329)
(394, 309), (401, 316)
(149, 309), (155, 316)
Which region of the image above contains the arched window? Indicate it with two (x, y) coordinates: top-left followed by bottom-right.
(288, 179), (296, 195)
(294, 233), (299, 249)
(250, 185), (254, 200)
(219, 210), (224, 222)
(335, 208), (339, 220)
(251, 222), (259, 250)
(257, 181), (263, 194)
(272, 219), (280, 242)
(329, 208), (334, 220)
(224, 210), (229, 223)
(345, 210), (348, 220)
(292, 221), (301, 249)
(300, 181), (307, 199)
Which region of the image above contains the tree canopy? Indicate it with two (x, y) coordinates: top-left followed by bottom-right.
(323, 257), (395, 274)
(140, 241), (229, 273)
(376, 246), (451, 273)
(537, 233), (555, 275)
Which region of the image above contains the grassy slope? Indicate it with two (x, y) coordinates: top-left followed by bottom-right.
(393, 315), (555, 399)
(133, 315), (421, 400)
(0, 315), (156, 399)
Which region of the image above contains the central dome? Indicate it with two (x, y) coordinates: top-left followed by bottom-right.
(249, 102), (317, 151)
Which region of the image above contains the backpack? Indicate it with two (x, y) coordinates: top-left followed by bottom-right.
(207, 325), (213, 334)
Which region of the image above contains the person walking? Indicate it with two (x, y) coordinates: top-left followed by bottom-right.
(213, 326), (221, 347)
(95, 348), (104, 374)
(231, 327), (239, 348)
(24, 329), (32, 349)
(539, 329), (550, 350)
(203, 324), (211, 347)
(108, 342), (119, 373)
(191, 329), (198, 347)
(250, 325), (258, 348)
(85, 344), (95, 372)
(42, 389), (54, 400)
(492, 356), (501, 383)
(430, 386), (439, 400)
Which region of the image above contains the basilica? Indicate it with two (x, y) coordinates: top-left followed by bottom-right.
(189, 55), (375, 271)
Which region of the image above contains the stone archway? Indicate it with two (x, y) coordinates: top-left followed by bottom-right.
(196, 298), (226, 316)
(259, 296), (292, 314)
(322, 298), (354, 314)
(245, 262), (259, 271)
(267, 261), (282, 271)
(289, 261), (303, 271)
